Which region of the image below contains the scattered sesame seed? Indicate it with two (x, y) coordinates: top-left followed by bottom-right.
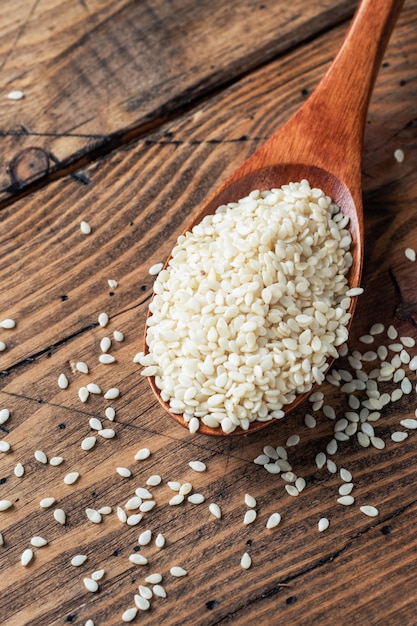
(87, 382), (102, 394)
(40, 497), (56, 509)
(76, 361), (89, 374)
(404, 248), (416, 262)
(134, 448), (151, 461)
(188, 460), (206, 472)
(21, 548), (34, 566)
(338, 483), (354, 495)
(134, 594), (150, 611)
(146, 474), (161, 487)
(129, 553), (148, 565)
(53, 509), (66, 525)
(116, 467), (132, 478)
(99, 353), (116, 364)
(0, 318), (16, 329)
(122, 608), (138, 622)
(337, 495), (355, 506)
(49, 456), (64, 466)
(149, 262), (164, 276)
(98, 506), (112, 515)
(0, 341), (7, 351)
(58, 373), (69, 389)
(243, 509), (257, 525)
(155, 533), (165, 548)
(80, 221), (92, 235)
(113, 330), (124, 342)
(244, 494), (257, 508)
(92, 569), (105, 581)
(108, 279), (118, 289)
(0, 440), (11, 452)
(188, 493), (205, 505)
(86, 508), (102, 524)
(34, 450), (48, 464)
(14, 463), (24, 477)
(209, 503), (222, 519)
(78, 387), (89, 403)
(153, 584), (167, 598)
(138, 530), (152, 546)
(30, 536), (48, 547)
(64, 471), (80, 485)
(145, 573), (162, 585)
(71, 554), (88, 567)
(318, 517), (330, 532)
(83, 577), (99, 592)
(98, 312), (109, 327)
(391, 431), (408, 442)
(360, 505), (379, 517)
(104, 387), (120, 399)
(0, 500), (12, 511)
(169, 494), (185, 506)
(170, 566), (187, 577)
(345, 287), (364, 297)
(394, 148), (404, 163)
(285, 485), (299, 497)
(98, 428), (116, 439)
(0, 409), (10, 424)
(7, 90), (24, 100)
(81, 436), (97, 451)
(240, 552), (252, 570)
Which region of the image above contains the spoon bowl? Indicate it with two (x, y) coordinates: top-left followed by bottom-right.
(145, 0), (405, 435)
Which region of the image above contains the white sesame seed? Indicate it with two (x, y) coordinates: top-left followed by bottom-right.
(86, 508), (102, 524)
(409, 356), (417, 370)
(153, 584), (167, 598)
(83, 577), (99, 592)
(71, 554), (88, 567)
(0, 533), (3, 546)
(318, 517), (329, 532)
(34, 450), (48, 464)
(30, 536), (48, 547)
(400, 418), (417, 429)
(14, 463), (24, 477)
(0, 500), (12, 511)
(113, 330), (124, 342)
(104, 387), (119, 399)
(105, 407), (116, 421)
(155, 533), (165, 548)
(394, 148), (404, 162)
(337, 495), (355, 506)
(0, 342), (6, 352)
(108, 279), (118, 289)
(0, 409), (10, 424)
(149, 262), (164, 276)
(315, 452), (326, 469)
(0, 318), (16, 329)
(99, 354), (116, 364)
(243, 509), (257, 525)
(326, 439), (338, 455)
(89, 417), (102, 430)
(135, 487), (152, 499)
(76, 361), (89, 374)
(92, 569), (105, 581)
(7, 90), (24, 100)
(87, 383), (102, 394)
(244, 494), (257, 508)
(85, 620), (94, 626)
(360, 505), (379, 517)
(134, 594), (150, 611)
(138, 530), (152, 546)
(146, 474), (162, 487)
(391, 431), (408, 442)
(78, 387), (89, 403)
(98, 506), (112, 515)
(127, 513), (144, 527)
(265, 512), (281, 529)
(125, 497), (142, 510)
(345, 287), (364, 297)
(0, 440), (10, 452)
(286, 434), (300, 447)
(304, 413), (316, 428)
(21, 548), (34, 567)
(58, 373), (69, 389)
(169, 494), (185, 506)
(387, 325), (398, 340)
(357, 432), (370, 447)
(323, 405), (336, 419)
(98, 428), (116, 439)
(134, 448), (151, 461)
(64, 472), (80, 485)
(188, 493), (205, 505)
(98, 312), (109, 327)
(117, 506), (127, 523)
(129, 554), (148, 565)
(179, 483), (193, 496)
(80, 221), (92, 235)
(240, 552), (252, 570)
(285, 485), (299, 497)
(370, 323), (384, 335)
(116, 467), (132, 478)
(53, 509), (66, 525)
(327, 459), (337, 474)
(122, 608), (138, 623)
(264, 463), (281, 474)
(81, 436), (97, 451)
(145, 573), (162, 584)
(188, 417), (200, 433)
(338, 483), (354, 495)
(40, 497), (56, 509)
(295, 477), (306, 492)
(189, 460), (206, 472)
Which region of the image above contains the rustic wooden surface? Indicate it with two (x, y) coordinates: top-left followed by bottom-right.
(0, 0), (416, 624)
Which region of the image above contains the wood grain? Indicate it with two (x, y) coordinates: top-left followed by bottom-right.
(0, 0), (360, 198)
(0, 1), (417, 624)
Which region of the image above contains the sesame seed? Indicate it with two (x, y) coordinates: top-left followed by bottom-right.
(71, 554), (88, 566)
(81, 436), (97, 451)
(360, 505), (379, 517)
(134, 594), (150, 611)
(391, 431), (408, 442)
(345, 287), (364, 297)
(30, 536), (48, 547)
(78, 387), (89, 403)
(98, 506), (112, 515)
(338, 483), (354, 495)
(98, 312), (109, 328)
(105, 407), (116, 421)
(34, 450), (48, 464)
(135, 487), (152, 499)
(0, 440), (11, 452)
(152, 584), (167, 598)
(80, 221), (92, 235)
(337, 495), (355, 506)
(58, 373), (69, 389)
(0, 342), (6, 352)
(188, 493), (205, 504)
(89, 417), (102, 430)
(304, 413), (316, 428)
(129, 553), (148, 565)
(64, 472), (80, 485)
(146, 474), (162, 486)
(116, 467), (132, 478)
(76, 361), (89, 374)
(98, 428), (116, 439)
(400, 418), (417, 429)
(21, 548), (34, 566)
(117, 507), (127, 523)
(14, 463), (24, 477)
(240, 553), (252, 570)
(286, 434), (300, 447)
(104, 387), (120, 399)
(394, 148), (404, 162)
(318, 518), (329, 532)
(209, 503), (222, 519)
(92, 569), (105, 581)
(134, 448), (151, 461)
(138, 530), (152, 546)
(0, 318), (16, 329)
(244, 494), (257, 508)
(149, 262), (164, 276)
(155, 533), (165, 548)
(285, 485), (299, 497)
(99, 354), (116, 364)
(122, 608), (138, 623)
(53, 509), (66, 524)
(87, 383), (102, 394)
(145, 573), (162, 584)
(266, 513), (281, 529)
(83, 577), (99, 592)
(326, 459), (337, 474)
(40, 497), (56, 508)
(0, 500), (12, 511)
(169, 494), (185, 506)
(315, 452), (326, 469)
(340, 467), (353, 482)
(108, 279), (118, 289)
(0, 409), (10, 424)
(189, 461), (206, 472)
(7, 90), (24, 100)
(86, 508), (102, 524)
(243, 509), (257, 525)
(113, 330), (124, 342)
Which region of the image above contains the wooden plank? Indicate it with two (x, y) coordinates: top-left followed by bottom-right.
(1, 3), (417, 624)
(0, 0), (358, 198)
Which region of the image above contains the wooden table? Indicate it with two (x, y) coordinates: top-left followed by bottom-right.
(1, 1), (416, 624)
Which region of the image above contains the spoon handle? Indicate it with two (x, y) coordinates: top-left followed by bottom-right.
(250, 0), (405, 194)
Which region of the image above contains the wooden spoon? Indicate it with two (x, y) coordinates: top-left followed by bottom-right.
(145, 0), (405, 436)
